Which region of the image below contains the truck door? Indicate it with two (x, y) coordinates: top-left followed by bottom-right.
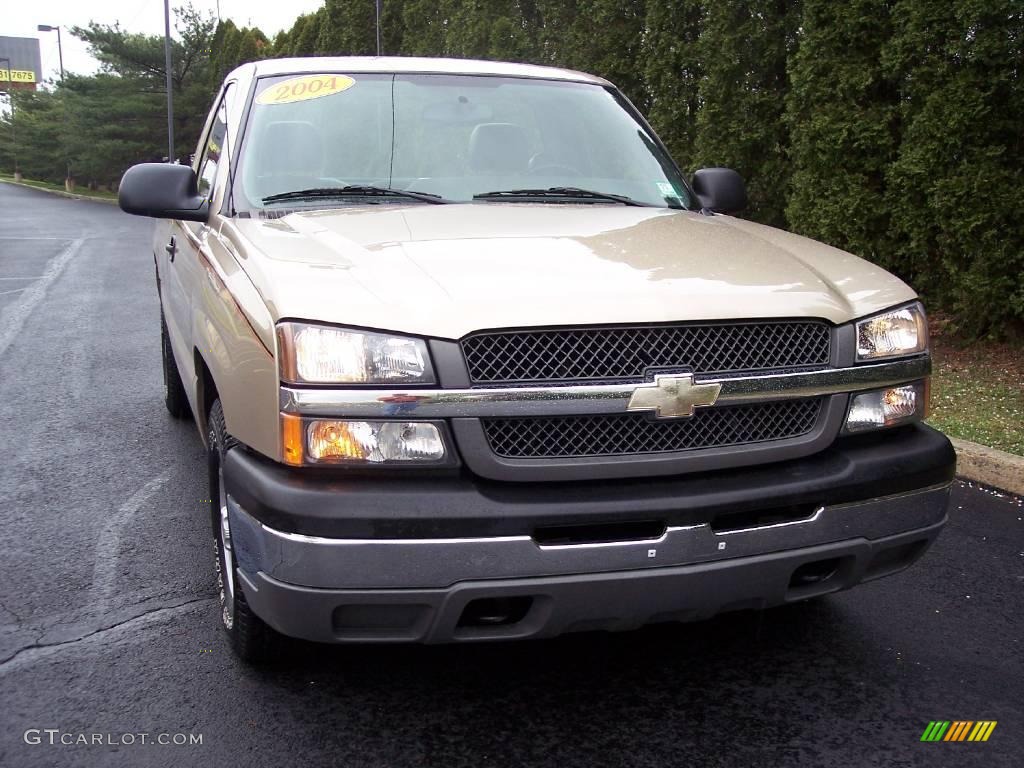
(161, 85), (232, 398)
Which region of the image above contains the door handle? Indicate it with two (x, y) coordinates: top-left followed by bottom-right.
(165, 236), (177, 261)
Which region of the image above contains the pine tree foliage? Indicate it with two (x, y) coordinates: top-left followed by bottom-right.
(693, 0), (798, 227)
(883, 0), (1024, 336)
(1, 0), (1020, 334)
(641, 0), (703, 172)
(784, 0), (896, 263)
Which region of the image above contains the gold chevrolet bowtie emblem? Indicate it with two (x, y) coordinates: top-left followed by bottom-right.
(626, 374), (722, 419)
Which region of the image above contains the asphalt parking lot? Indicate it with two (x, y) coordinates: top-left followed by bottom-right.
(0, 182), (1021, 767)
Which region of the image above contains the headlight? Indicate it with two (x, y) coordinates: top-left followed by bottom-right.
(844, 382), (926, 432)
(277, 322), (435, 385)
(856, 303), (928, 361)
(281, 415), (447, 466)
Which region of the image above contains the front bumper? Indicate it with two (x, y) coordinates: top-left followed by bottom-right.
(223, 424), (955, 644)
(235, 515), (945, 644)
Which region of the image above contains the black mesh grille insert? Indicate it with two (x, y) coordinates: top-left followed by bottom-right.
(461, 321), (831, 385)
(482, 399), (823, 458)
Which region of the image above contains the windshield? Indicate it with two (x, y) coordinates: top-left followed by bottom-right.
(236, 73), (693, 210)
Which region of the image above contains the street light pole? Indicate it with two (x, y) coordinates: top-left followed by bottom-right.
(37, 24), (70, 187)
(36, 25), (64, 80)
(0, 57), (19, 181)
(56, 26), (65, 80)
(163, 0), (175, 163)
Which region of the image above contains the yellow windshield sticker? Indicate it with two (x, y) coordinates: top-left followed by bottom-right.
(256, 75), (355, 106)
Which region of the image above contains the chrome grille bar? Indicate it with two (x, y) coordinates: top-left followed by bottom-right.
(279, 355), (930, 419)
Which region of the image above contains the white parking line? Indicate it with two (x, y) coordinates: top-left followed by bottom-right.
(0, 289), (27, 296)
(91, 474), (172, 619)
(0, 238), (85, 359)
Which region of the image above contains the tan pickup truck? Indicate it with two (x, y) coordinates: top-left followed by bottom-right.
(118, 57), (954, 662)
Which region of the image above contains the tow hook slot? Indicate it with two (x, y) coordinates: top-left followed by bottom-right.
(457, 597), (533, 629)
(787, 555), (853, 599)
(790, 558), (840, 587)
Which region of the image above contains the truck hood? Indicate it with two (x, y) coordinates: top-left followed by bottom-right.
(227, 204), (915, 340)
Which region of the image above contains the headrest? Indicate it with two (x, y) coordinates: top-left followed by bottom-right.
(468, 123), (529, 174)
(259, 121), (323, 177)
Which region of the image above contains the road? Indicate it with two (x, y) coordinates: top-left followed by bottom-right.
(0, 181), (1021, 768)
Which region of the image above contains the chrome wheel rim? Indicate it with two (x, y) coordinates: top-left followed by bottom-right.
(216, 464), (236, 630)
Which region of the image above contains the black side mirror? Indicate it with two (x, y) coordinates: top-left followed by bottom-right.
(692, 167), (748, 214)
(118, 163), (210, 222)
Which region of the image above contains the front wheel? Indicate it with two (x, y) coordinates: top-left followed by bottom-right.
(161, 315), (190, 420)
(208, 399), (277, 662)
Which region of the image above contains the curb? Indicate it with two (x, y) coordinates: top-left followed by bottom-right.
(0, 178), (119, 206)
(950, 438), (1024, 496)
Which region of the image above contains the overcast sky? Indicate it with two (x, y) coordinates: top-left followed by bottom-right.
(5, 0), (324, 83)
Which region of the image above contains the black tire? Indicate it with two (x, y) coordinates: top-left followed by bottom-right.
(208, 400), (277, 663)
(161, 315), (190, 420)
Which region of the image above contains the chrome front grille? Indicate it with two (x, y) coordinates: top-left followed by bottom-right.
(460, 321), (831, 385)
(482, 398), (823, 459)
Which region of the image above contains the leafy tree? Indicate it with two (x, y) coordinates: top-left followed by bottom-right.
(883, 0), (1024, 335)
(784, 0), (896, 263)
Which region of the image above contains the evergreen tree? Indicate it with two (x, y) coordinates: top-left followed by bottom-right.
(445, 1), (540, 61)
(883, 0), (1024, 335)
(72, 4), (217, 164)
(534, 0), (578, 66)
(63, 73), (166, 186)
(642, 0), (704, 173)
(0, 89), (65, 181)
(210, 20), (241, 83)
(234, 28), (268, 65)
(784, 0), (896, 263)
(271, 29), (292, 57)
(293, 10), (325, 55)
(693, 0), (799, 227)
(543, 0), (648, 109)
(400, 0), (448, 56)
(318, 0), (376, 55)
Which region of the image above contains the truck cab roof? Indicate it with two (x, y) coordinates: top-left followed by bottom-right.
(229, 56), (611, 87)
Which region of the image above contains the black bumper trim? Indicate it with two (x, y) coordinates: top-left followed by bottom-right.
(223, 423), (955, 539)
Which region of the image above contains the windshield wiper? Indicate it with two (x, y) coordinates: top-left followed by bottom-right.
(262, 185), (449, 204)
(473, 187), (650, 206)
